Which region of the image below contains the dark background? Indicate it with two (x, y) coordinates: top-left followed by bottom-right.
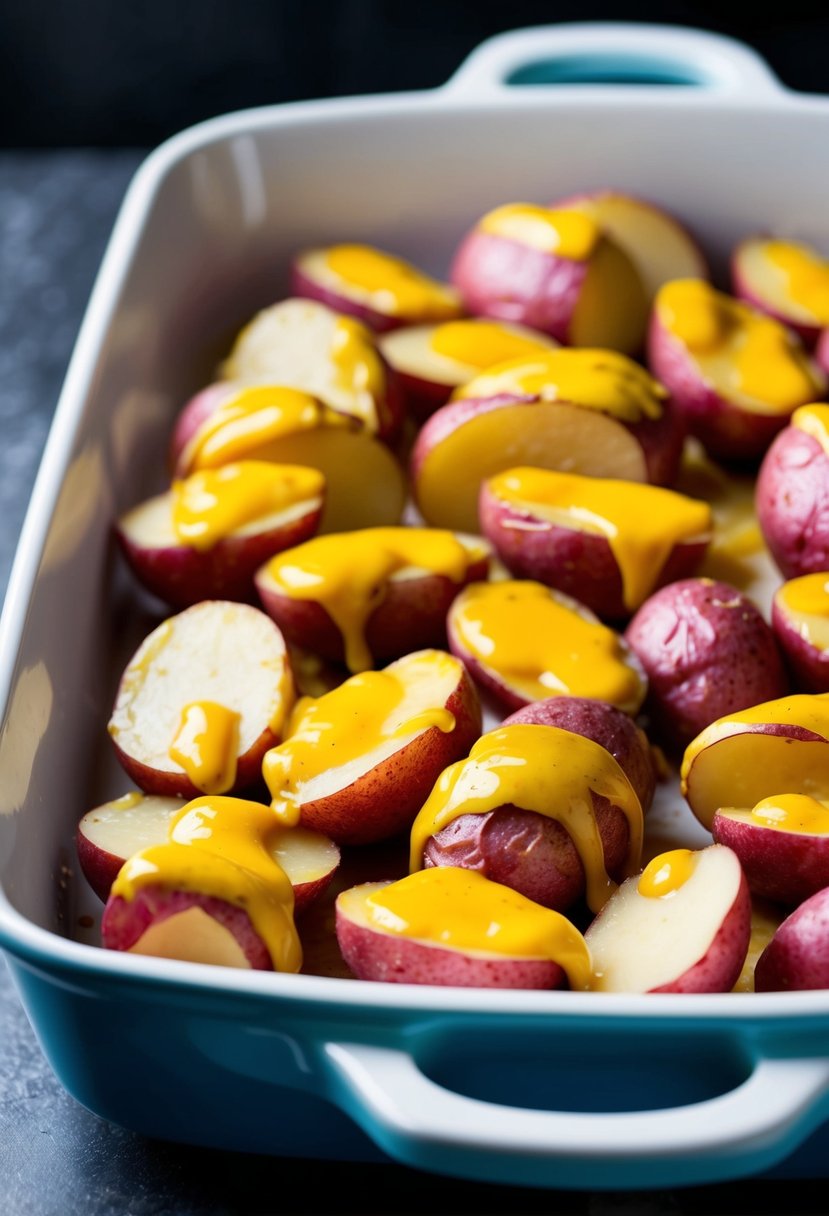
(2, 0), (829, 150)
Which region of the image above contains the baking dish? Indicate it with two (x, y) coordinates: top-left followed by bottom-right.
(3, 21), (829, 1191)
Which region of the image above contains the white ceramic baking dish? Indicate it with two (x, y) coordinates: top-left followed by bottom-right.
(3, 22), (829, 1192)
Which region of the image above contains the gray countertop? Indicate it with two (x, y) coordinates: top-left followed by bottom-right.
(0, 149), (826, 1216)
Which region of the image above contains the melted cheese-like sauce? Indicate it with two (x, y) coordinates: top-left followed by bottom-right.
(451, 347), (666, 423)
(110, 796), (302, 972)
(775, 572), (829, 652)
(181, 385), (352, 472)
(485, 467), (712, 612)
(168, 701), (241, 794)
(171, 461), (325, 549)
(734, 792), (829, 835)
(410, 723), (643, 913)
(263, 653), (460, 827)
(322, 244), (462, 320)
(764, 240), (829, 325)
(479, 203), (601, 260)
(637, 848), (695, 898)
(448, 579), (645, 712)
(260, 527), (488, 673)
(429, 319), (555, 369)
(792, 403), (829, 454)
(656, 279), (825, 413)
(360, 867), (593, 989)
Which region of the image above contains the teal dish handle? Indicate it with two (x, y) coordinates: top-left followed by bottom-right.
(444, 22), (786, 96)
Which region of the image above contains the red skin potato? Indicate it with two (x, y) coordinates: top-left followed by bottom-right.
(289, 261), (454, 336)
(624, 577), (790, 756)
(731, 251), (824, 348)
(756, 425), (829, 580)
(295, 664), (483, 846)
(255, 555), (490, 671)
(477, 479), (708, 622)
(502, 695), (657, 812)
(771, 591), (829, 693)
(115, 503), (324, 610)
(645, 867), (752, 994)
(391, 365), (457, 425)
(410, 390), (686, 500)
(646, 310), (798, 465)
(817, 328), (829, 376)
(711, 808), (829, 908)
(754, 886), (829, 991)
(335, 896), (567, 989)
(421, 800), (631, 917)
(101, 887), (273, 970)
(449, 229), (590, 343)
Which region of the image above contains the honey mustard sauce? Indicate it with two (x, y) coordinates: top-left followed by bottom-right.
(357, 867), (594, 990)
(791, 402), (829, 452)
(180, 385), (353, 473)
(110, 795), (302, 972)
(762, 239), (829, 326)
(409, 723), (643, 913)
(259, 527), (489, 673)
(479, 203), (601, 260)
(319, 243), (463, 320)
(451, 346), (667, 422)
(448, 579), (646, 712)
(262, 651), (462, 827)
(775, 572), (829, 652)
(171, 461), (325, 548)
(427, 318), (555, 369)
(655, 279), (826, 412)
(485, 467), (713, 613)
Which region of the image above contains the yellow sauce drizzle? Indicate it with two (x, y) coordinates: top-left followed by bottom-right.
(263, 655), (460, 827)
(449, 580), (645, 711)
(409, 723), (643, 913)
(361, 867), (593, 989)
(637, 848), (695, 898)
(451, 347), (666, 423)
(479, 203), (601, 260)
(764, 240), (829, 324)
(748, 792), (829, 834)
(324, 244), (462, 320)
(486, 468), (712, 612)
(429, 319), (555, 369)
(110, 795), (302, 972)
(171, 461), (325, 550)
(168, 701), (241, 795)
(656, 279), (825, 413)
(260, 527), (488, 673)
(181, 385), (352, 473)
(776, 572), (829, 652)
(329, 316), (388, 428)
(792, 403), (829, 454)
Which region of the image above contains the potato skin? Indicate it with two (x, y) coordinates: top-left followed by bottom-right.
(754, 887), (829, 991)
(478, 480), (707, 621)
(756, 424), (829, 579)
(771, 590), (829, 693)
(711, 808), (829, 908)
(624, 577), (790, 754)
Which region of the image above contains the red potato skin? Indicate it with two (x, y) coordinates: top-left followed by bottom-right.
(449, 229), (589, 344)
(392, 366), (458, 425)
(115, 504), (324, 610)
(76, 827), (130, 904)
(101, 887), (273, 970)
(771, 593), (829, 693)
(754, 886), (829, 991)
(478, 480), (708, 622)
(290, 261), (415, 334)
(110, 719), (284, 802)
(502, 695), (657, 812)
(410, 390), (686, 497)
(817, 328), (829, 377)
(255, 555), (490, 670)
(731, 254), (823, 348)
(711, 808), (829, 908)
(644, 868), (751, 994)
(335, 903), (567, 989)
(421, 799), (631, 916)
(624, 578), (790, 755)
(295, 666), (483, 846)
(647, 311), (798, 465)
(756, 426), (829, 580)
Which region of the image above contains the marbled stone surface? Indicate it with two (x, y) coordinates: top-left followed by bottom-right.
(0, 151), (826, 1216)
